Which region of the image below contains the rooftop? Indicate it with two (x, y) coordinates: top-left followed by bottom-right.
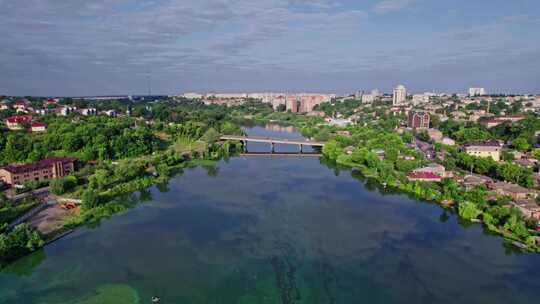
(463, 139), (501, 147)
(1, 157), (78, 174)
(488, 182), (532, 194)
(5, 115), (33, 124)
(407, 172), (441, 179)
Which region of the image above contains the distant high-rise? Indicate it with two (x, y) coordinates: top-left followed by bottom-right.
(469, 87), (486, 96)
(393, 85), (407, 106)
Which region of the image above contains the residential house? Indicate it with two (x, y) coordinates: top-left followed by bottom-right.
(43, 99), (58, 107)
(57, 106), (77, 116)
(450, 111), (467, 120)
(487, 182), (537, 201)
(512, 200), (540, 220)
(441, 137), (456, 146)
(407, 171), (442, 182)
(31, 122), (47, 132)
(326, 118), (352, 127)
(4, 115), (33, 130)
(104, 110), (118, 117)
(498, 115), (525, 123)
(413, 139), (436, 159)
(481, 119), (505, 128)
(0, 101), (10, 110)
(514, 158), (536, 169)
(461, 174), (493, 190)
(413, 164), (451, 178)
(463, 140), (502, 161)
(426, 128), (443, 142)
(34, 108), (52, 115)
(13, 100), (31, 113)
(80, 108), (97, 116)
(0, 157), (78, 185)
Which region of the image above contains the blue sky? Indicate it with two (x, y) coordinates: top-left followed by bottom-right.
(0, 0), (539, 96)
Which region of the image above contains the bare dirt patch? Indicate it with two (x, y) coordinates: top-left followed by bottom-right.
(28, 204), (79, 236)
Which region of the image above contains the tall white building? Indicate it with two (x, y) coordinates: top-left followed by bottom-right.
(362, 94), (375, 104)
(469, 87), (486, 96)
(393, 85), (407, 106)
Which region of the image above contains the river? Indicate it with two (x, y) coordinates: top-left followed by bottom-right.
(1, 125), (540, 303)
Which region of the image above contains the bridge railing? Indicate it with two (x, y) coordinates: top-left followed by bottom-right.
(220, 135), (325, 146)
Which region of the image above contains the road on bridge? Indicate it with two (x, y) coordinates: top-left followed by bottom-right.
(220, 135), (325, 147)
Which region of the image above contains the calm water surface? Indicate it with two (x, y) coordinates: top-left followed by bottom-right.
(1, 125), (540, 303)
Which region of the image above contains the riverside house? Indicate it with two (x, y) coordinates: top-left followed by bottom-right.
(487, 182), (537, 201)
(0, 157), (78, 186)
(512, 200), (540, 220)
(407, 171), (442, 182)
(463, 140), (502, 161)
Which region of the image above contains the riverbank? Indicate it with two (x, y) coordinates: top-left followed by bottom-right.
(4, 145), (540, 304)
(322, 131), (540, 253)
(0, 138), (241, 269)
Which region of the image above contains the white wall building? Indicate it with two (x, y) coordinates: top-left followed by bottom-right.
(469, 87), (486, 96)
(104, 110), (118, 117)
(182, 92), (203, 99)
(362, 94), (375, 104)
(393, 85), (407, 106)
(208, 93), (248, 99)
(80, 108), (97, 116)
(412, 94), (430, 105)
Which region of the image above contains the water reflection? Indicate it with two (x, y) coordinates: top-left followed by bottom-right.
(1, 125), (540, 304)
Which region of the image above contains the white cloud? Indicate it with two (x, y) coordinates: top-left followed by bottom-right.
(372, 0), (417, 13)
(0, 0), (538, 95)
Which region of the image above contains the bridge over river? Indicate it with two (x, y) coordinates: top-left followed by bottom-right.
(220, 135), (325, 153)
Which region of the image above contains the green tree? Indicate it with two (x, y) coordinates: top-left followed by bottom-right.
(497, 162), (523, 184)
(49, 176), (77, 195)
(458, 201), (482, 221)
(82, 189), (100, 210)
(200, 128), (220, 144)
(314, 129), (331, 142)
(322, 141), (342, 160)
(0, 224), (44, 267)
(512, 137), (530, 151)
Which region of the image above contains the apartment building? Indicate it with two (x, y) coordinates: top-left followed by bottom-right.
(0, 157), (78, 185)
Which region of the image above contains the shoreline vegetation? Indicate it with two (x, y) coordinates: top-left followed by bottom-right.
(1, 100), (253, 268)
(2, 98), (540, 268)
(1, 139), (242, 268)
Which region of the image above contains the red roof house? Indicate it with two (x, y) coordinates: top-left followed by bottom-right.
(31, 122), (47, 132)
(407, 171), (442, 182)
(4, 115), (33, 130)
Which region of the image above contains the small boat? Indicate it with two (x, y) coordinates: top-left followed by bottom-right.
(511, 241), (527, 250)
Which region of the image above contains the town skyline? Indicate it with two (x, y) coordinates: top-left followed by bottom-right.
(2, 84), (540, 99)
